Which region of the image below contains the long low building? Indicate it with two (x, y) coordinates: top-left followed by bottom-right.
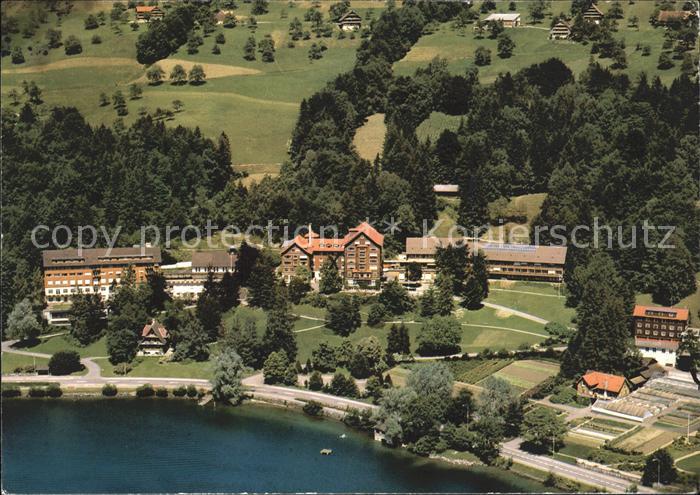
(384, 237), (567, 287)
(42, 246), (161, 324)
(162, 249), (237, 300)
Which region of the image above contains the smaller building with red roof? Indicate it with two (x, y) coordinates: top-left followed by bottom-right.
(576, 371), (631, 400)
(135, 5), (164, 21)
(632, 304), (689, 367)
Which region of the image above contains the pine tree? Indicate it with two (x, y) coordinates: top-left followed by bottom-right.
(262, 304), (297, 361)
(248, 252), (277, 309)
(196, 271), (223, 341)
(319, 258), (343, 294)
(219, 271), (241, 312)
(434, 272), (454, 316)
(458, 166), (489, 231)
(224, 318), (261, 368)
(173, 312), (210, 361)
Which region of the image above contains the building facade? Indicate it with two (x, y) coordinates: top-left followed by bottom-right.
(582, 4), (604, 24)
(138, 320), (170, 356)
(550, 20), (572, 40)
(135, 6), (164, 21)
(163, 250), (237, 299)
(633, 304), (689, 367)
(42, 247), (161, 325)
(280, 222), (384, 288)
(337, 10), (362, 30)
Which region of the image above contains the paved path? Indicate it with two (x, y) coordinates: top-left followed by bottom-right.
(2, 339), (103, 379)
(482, 302), (549, 325)
(501, 438), (653, 493)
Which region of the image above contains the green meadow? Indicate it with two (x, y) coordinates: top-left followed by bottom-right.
(2, 1), (385, 169)
(395, 1), (685, 85)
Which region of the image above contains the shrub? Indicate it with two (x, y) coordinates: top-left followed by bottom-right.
(136, 383), (155, 397)
(101, 384), (118, 396)
(308, 370), (324, 391)
(113, 363), (132, 375)
(155, 387), (169, 398)
(172, 386), (187, 397)
(91, 35), (102, 44)
(186, 384), (198, 398)
(2, 386), (22, 398)
(46, 384), (63, 397)
(48, 351), (82, 375)
(64, 35), (83, 55)
(303, 400), (323, 416)
(28, 386), (46, 398)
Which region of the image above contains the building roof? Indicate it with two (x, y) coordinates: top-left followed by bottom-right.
(635, 337), (680, 351)
(433, 184), (459, 193)
(583, 4), (604, 17)
(338, 10), (362, 23)
(485, 13), (521, 22)
(191, 250), (237, 270)
(633, 305), (689, 322)
(657, 10), (694, 23)
(282, 222), (383, 255)
(581, 371), (627, 394)
(135, 5), (161, 13)
(551, 20), (572, 31)
(403, 237), (567, 265)
(42, 247), (161, 269)
(141, 320), (168, 341)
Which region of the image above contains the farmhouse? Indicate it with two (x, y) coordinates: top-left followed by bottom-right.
(576, 371), (631, 400)
(386, 237), (567, 287)
(280, 222), (384, 288)
(484, 13), (521, 28)
(135, 6), (164, 21)
(337, 10), (362, 31)
(42, 247), (161, 324)
(633, 304), (689, 367)
(582, 4), (604, 24)
(549, 20), (572, 40)
(138, 320), (170, 356)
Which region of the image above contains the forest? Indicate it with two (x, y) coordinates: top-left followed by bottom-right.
(2, 0), (698, 327)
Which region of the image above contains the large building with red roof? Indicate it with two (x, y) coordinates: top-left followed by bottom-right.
(280, 222), (384, 288)
(633, 304), (689, 367)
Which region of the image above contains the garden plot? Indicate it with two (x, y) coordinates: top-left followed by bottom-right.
(570, 417), (637, 442)
(482, 360), (559, 394)
(610, 426), (680, 455)
(446, 359), (513, 384)
(655, 402), (700, 430)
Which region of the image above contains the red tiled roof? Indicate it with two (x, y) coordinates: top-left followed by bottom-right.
(657, 11), (694, 23)
(282, 222), (383, 255)
(135, 6), (158, 13)
(581, 371), (627, 393)
(142, 320), (168, 341)
(633, 305), (689, 322)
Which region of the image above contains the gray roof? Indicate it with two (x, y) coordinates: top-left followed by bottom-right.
(42, 247), (161, 268)
(191, 250), (237, 269)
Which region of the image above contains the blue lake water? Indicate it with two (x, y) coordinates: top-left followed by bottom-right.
(2, 399), (544, 493)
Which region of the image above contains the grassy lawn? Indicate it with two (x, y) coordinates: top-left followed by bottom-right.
(1, 352), (50, 374)
(2, 1), (385, 168)
(486, 285), (574, 326)
(353, 113), (386, 161)
(676, 452), (700, 475)
(416, 111), (463, 142)
(25, 335), (108, 358)
(98, 356), (213, 379)
(484, 359), (559, 393)
(394, 1), (684, 85)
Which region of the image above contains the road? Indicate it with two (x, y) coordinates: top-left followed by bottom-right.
(501, 438), (654, 493)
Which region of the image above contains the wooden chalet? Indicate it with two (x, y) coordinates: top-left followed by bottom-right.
(484, 12), (521, 28)
(138, 320), (170, 356)
(337, 10), (362, 31)
(550, 20), (572, 40)
(135, 6), (164, 21)
(582, 3), (604, 24)
(576, 371), (631, 400)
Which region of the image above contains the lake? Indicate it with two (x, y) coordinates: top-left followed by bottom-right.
(2, 399), (544, 493)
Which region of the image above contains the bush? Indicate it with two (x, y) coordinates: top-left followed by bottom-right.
(308, 370), (324, 391)
(91, 35), (102, 44)
(64, 35), (83, 55)
(549, 385), (589, 406)
(155, 387), (169, 398)
(136, 383), (155, 397)
(28, 386), (46, 398)
(2, 386), (22, 398)
(48, 351), (82, 375)
(186, 384), (198, 398)
(101, 384), (118, 396)
(172, 386), (187, 397)
(113, 363), (132, 375)
(303, 400), (323, 416)
(46, 384), (63, 397)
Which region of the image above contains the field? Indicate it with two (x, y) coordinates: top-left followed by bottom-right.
(611, 426), (680, 455)
(1, 352), (50, 374)
(25, 334), (108, 358)
(394, 1), (685, 85)
(676, 452), (700, 475)
(486, 281), (575, 327)
(353, 113), (386, 161)
(1, 1), (386, 169)
(481, 359), (559, 393)
(445, 358), (513, 384)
